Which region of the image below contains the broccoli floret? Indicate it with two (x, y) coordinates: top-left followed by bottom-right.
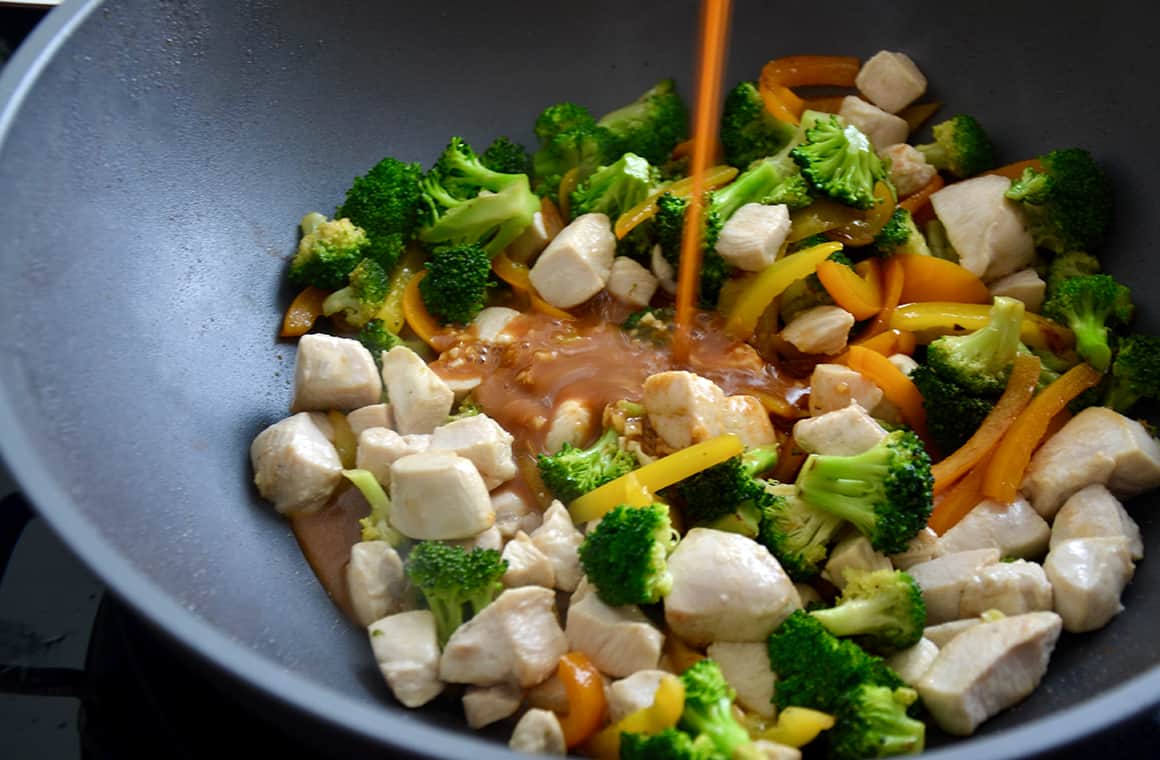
(480, 136), (530, 175)
(720, 81), (797, 168)
(914, 114), (996, 179)
(337, 157), (424, 266)
(419, 243), (493, 325)
(620, 728), (715, 760)
(1105, 334), (1160, 413)
(357, 319), (403, 365)
(532, 122), (619, 198)
(758, 485), (844, 581)
(791, 115), (888, 209)
(569, 152), (656, 219)
(535, 102), (597, 141)
(1046, 250), (1100, 298)
(761, 172), (815, 210)
(809, 568), (926, 655)
(678, 659), (758, 760)
(321, 258), (391, 328)
(795, 430), (934, 554)
(419, 138), (540, 257)
(536, 427), (637, 504)
(1041, 273), (1134, 371)
(1005, 148), (1113, 255)
(828, 683), (926, 760)
(345, 469), (403, 546)
(622, 306), (675, 345)
(622, 306), (674, 331)
(447, 396), (483, 422)
(910, 364), (993, 454)
(597, 79), (689, 165)
(289, 216), (372, 290)
(405, 541), (507, 645)
(874, 208), (931, 257)
(676, 445), (780, 536)
(925, 296), (1025, 395)
(578, 503), (676, 606)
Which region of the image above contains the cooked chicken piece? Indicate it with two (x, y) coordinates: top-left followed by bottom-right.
(917, 611), (1062, 735)
(291, 334), (382, 412)
(529, 213), (616, 309)
(930, 175), (1035, 282)
(822, 533), (893, 590)
(1023, 407), (1160, 519)
(959, 560), (1053, 618)
(566, 591), (664, 678)
(938, 497), (1051, 559)
(430, 413), (517, 490)
(502, 531), (556, 589)
(250, 412), (343, 515)
(715, 203), (791, 272)
(525, 674), (570, 714)
(606, 256), (659, 307)
(606, 669), (670, 723)
(665, 528), (801, 645)
(530, 501), (584, 592)
(707, 641), (777, 718)
(440, 375), (483, 403)
(472, 306), (522, 344)
(1051, 484), (1142, 559)
(719, 394), (778, 448)
(1044, 537), (1135, 633)
(839, 96), (909, 149)
(507, 209), (561, 264)
(885, 638), (939, 687)
(347, 541), (413, 627)
(793, 403), (887, 456)
(368, 610), (444, 708)
(347, 403), (393, 437)
(650, 243), (678, 295)
(887, 353), (919, 377)
(509, 708), (567, 756)
(923, 617), (983, 648)
(355, 427), (431, 487)
(389, 452), (494, 540)
(794, 583), (824, 609)
(492, 484), (542, 538)
(908, 549), (1001, 624)
(381, 346), (455, 435)
(780, 306), (856, 356)
(855, 50), (928, 113)
(440, 586), (568, 688)
(754, 740), (803, 760)
(447, 525), (504, 552)
(988, 268), (1046, 313)
(881, 144), (937, 197)
(642, 370), (725, 450)
(462, 683), (523, 729)
(890, 527), (945, 570)
(808, 364), (884, 416)
(544, 398), (595, 454)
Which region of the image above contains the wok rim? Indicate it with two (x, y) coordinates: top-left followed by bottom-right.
(0, 1), (1156, 757)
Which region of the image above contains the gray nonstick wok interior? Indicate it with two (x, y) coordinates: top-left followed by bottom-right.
(0, 1), (1157, 757)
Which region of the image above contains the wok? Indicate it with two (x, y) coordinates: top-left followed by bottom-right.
(0, 0), (1157, 756)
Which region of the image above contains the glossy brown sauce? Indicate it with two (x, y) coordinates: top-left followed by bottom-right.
(290, 483), (367, 619)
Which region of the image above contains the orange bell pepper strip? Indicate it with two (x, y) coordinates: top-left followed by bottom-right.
(802, 95), (845, 114)
(854, 328), (914, 357)
(817, 258), (882, 319)
(895, 254), (990, 304)
(928, 454), (990, 534)
(614, 165), (738, 239)
(982, 158), (1044, 181)
(773, 434), (810, 483)
(844, 345), (929, 440)
(899, 102), (942, 134)
(585, 675), (685, 760)
(280, 286), (328, 337)
(899, 174), (944, 214)
(401, 271), (442, 348)
(540, 196), (565, 236)
(857, 256), (905, 341)
(725, 242), (843, 340)
(759, 55), (861, 124)
(982, 363), (1103, 503)
(556, 652), (608, 749)
(557, 167), (581, 221)
(787, 199), (862, 243)
(930, 353), (1040, 494)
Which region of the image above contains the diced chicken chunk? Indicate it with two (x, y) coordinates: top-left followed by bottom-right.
(529, 213), (616, 308)
(923, 618), (983, 648)
(794, 583), (824, 609)
(250, 412), (343, 515)
(472, 306), (522, 344)
(855, 50), (928, 114)
(607, 669), (670, 723)
(643, 371), (726, 450)
(1050, 484), (1142, 560)
(908, 549), (1001, 624)
(530, 501), (585, 592)
(606, 256), (659, 307)
(781, 306), (856, 356)
(890, 527), (945, 570)
(347, 541), (413, 627)
(715, 203), (791, 272)
(839, 96), (909, 150)
(917, 611), (1062, 735)
(355, 427), (430, 487)
(959, 560), (1053, 618)
(509, 708), (566, 756)
(381, 346), (454, 435)
(887, 353), (919, 377)
(793, 403), (888, 456)
(650, 243), (677, 295)
(988, 268), (1046, 313)
(291, 334), (382, 412)
(566, 591), (664, 678)
(347, 403), (393, 437)
(447, 525), (504, 552)
(502, 531), (556, 589)
(665, 528), (801, 645)
(707, 641), (777, 718)
(882, 144), (937, 197)
(544, 398), (595, 454)
(720, 394), (777, 448)
(508, 209), (561, 264)
(1023, 407), (1160, 519)
(440, 587), (569, 688)
(886, 638), (940, 687)
(930, 175), (1035, 282)
(525, 674), (570, 714)
(808, 364), (884, 416)
(431, 413), (516, 490)
(754, 740), (803, 760)
(389, 452), (494, 540)
(822, 533), (893, 590)
(1044, 537), (1135, 633)
(938, 497), (1051, 559)
(368, 610), (444, 708)
(492, 484), (542, 538)
(462, 683), (522, 729)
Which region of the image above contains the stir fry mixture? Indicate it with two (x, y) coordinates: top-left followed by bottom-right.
(251, 50), (1160, 759)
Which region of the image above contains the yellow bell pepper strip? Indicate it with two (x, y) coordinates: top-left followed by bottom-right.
(787, 199), (862, 243)
(816, 257), (882, 320)
(982, 362), (1103, 503)
(280, 286), (329, 338)
(585, 675), (685, 760)
(556, 652), (608, 749)
(725, 242), (842, 340)
(854, 328), (915, 357)
(622, 473), (654, 507)
(401, 271), (442, 349)
(757, 707), (837, 748)
(557, 167), (581, 221)
(492, 252), (574, 320)
(856, 256), (905, 341)
(844, 346), (930, 443)
(758, 55), (861, 125)
(930, 353), (1040, 494)
(899, 101), (942, 134)
(899, 174), (944, 212)
(327, 410), (358, 469)
(614, 165), (738, 239)
(982, 158), (1044, 181)
(377, 244), (427, 334)
(826, 181), (896, 248)
(896, 254), (990, 305)
(928, 453), (990, 535)
(569, 434), (744, 523)
(888, 301), (1076, 354)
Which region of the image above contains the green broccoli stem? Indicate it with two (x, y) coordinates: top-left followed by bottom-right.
(709, 159), (785, 220)
(915, 142), (948, 170)
(958, 296), (1024, 372)
(427, 597), (465, 646)
(1074, 323), (1113, 372)
(681, 704), (753, 758)
(796, 455), (890, 535)
(740, 445), (780, 477)
(809, 597), (894, 638)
